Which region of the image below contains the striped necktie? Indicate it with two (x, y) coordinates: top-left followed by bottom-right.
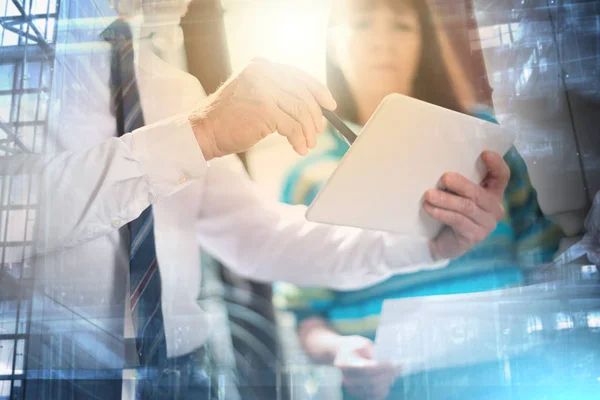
(102, 19), (167, 367)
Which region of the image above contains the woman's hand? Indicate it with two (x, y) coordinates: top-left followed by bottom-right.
(333, 336), (399, 400)
(425, 150), (510, 260)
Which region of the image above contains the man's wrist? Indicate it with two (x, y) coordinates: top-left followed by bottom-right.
(188, 112), (217, 161)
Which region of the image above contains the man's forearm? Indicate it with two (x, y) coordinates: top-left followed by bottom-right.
(196, 159), (449, 290)
(32, 115), (207, 257)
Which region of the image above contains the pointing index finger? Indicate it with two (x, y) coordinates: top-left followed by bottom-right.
(302, 75), (337, 111)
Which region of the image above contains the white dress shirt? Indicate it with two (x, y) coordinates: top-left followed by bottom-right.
(16, 16), (446, 365)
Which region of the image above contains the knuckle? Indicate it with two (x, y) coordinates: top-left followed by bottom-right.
(471, 191), (485, 208)
(296, 102), (309, 118)
(430, 190), (442, 204)
(247, 83), (266, 102)
(461, 198), (475, 214)
(446, 211), (459, 225)
(310, 103), (321, 119)
(256, 98), (271, 115)
(471, 190), (481, 207)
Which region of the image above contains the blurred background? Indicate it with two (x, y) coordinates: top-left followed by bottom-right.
(0, 0), (599, 399)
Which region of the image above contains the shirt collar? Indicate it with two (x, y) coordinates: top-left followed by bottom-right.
(99, 15), (185, 74)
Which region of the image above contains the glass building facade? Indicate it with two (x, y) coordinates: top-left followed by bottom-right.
(0, 0), (599, 399)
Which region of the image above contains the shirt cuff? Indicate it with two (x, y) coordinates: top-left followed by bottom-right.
(121, 114), (208, 200)
(383, 234), (450, 273)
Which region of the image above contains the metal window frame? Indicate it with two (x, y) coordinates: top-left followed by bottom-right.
(0, 1), (59, 398)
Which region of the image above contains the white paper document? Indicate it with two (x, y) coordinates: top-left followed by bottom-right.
(373, 283), (596, 376)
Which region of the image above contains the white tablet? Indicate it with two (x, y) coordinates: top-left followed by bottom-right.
(305, 94), (516, 238)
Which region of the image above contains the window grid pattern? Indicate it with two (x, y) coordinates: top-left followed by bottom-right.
(0, 1), (59, 398)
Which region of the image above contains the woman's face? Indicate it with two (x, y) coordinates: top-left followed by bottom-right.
(331, 1), (422, 96)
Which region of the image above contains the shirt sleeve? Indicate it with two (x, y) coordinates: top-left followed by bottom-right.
(195, 156), (448, 291)
(27, 114), (208, 256)
(273, 148), (350, 322)
(504, 147), (564, 267)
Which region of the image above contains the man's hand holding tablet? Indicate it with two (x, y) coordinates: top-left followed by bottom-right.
(311, 94), (516, 262)
(425, 150), (510, 260)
